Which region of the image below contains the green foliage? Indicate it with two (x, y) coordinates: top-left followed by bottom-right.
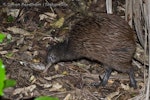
(0, 59), (16, 96)
(35, 96), (59, 100)
(7, 15), (14, 22)
(0, 33), (6, 43)
(4, 79), (16, 89)
(0, 60), (6, 96)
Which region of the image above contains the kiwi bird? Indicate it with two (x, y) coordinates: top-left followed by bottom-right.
(47, 14), (137, 88)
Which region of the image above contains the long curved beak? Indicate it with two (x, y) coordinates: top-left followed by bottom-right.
(43, 62), (52, 73)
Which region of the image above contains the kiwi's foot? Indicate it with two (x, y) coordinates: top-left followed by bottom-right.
(91, 76), (102, 88)
(91, 68), (112, 88)
(129, 69), (137, 89)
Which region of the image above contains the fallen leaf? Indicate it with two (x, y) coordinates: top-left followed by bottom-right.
(7, 9), (20, 18)
(51, 17), (64, 28)
(63, 94), (71, 100)
(105, 91), (120, 100)
(121, 83), (130, 90)
(0, 51), (8, 55)
(29, 75), (36, 83)
(54, 64), (60, 71)
(7, 27), (31, 35)
(49, 83), (62, 91)
(39, 12), (57, 20)
(44, 74), (65, 81)
(13, 85), (36, 95)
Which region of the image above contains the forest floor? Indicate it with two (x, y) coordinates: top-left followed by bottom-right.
(0, 0), (146, 100)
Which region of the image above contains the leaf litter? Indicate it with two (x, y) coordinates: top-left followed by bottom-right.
(0, 0), (146, 100)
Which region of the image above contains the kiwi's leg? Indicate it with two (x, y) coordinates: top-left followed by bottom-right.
(129, 69), (137, 89)
(91, 68), (112, 87)
(100, 68), (112, 86)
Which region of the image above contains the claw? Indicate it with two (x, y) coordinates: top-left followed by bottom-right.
(100, 68), (112, 86)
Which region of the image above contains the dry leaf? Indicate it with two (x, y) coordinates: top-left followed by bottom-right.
(43, 84), (52, 88)
(39, 12), (57, 20)
(121, 83), (130, 90)
(44, 74), (65, 81)
(16, 37), (24, 46)
(51, 17), (64, 28)
(0, 51), (8, 54)
(54, 64), (60, 71)
(13, 85), (36, 95)
(63, 94), (72, 100)
(7, 9), (20, 17)
(7, 27), (31, 35)
(49, 83), (62, 91)
(105, 91), (120, 100)
(29, 75), (36, 83)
